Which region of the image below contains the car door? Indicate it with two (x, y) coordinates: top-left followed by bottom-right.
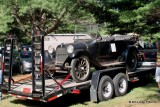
(98, 40), (127, 62)
(112, 41), (127, 56)
(97, 41), (116, 62)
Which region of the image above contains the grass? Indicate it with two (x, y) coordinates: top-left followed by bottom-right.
(0, 78), (160, 107)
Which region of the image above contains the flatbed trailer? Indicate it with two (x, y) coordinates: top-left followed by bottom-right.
(1, 32), (156, 103)
(6, 75), (90, 102)
(2, 66), (155, 102)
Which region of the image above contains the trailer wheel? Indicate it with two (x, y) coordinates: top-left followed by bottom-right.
(71, 56), (90, 82)
(98, 76), (114, 101)
(126, 50), (138, 72)
(113, 73), (128, 97)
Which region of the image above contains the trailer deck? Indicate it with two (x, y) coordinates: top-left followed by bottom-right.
(5, 75), (90, 102)
(3, 78), (91, 102)
(10, 78), (90, 93)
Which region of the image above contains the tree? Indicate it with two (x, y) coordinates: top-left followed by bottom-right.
(78, 0), (160, 39)
(0, 0), (159, 43)
(0, 0), (95, 44)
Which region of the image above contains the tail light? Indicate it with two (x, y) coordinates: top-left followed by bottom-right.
(72, 89), (80, 94)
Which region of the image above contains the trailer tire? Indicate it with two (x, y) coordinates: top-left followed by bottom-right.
(113, 73), (128, 97)
(98, 76), (114, 101)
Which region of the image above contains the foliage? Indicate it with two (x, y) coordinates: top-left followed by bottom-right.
(0, 0), (159, 43)
(0, 0), (95, 44)
(78, 0), (160, 39)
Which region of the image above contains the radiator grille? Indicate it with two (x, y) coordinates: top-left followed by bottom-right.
(55, 47), (68, 65)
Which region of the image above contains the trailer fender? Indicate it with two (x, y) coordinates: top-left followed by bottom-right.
(90, 70), (101, 102)
(90, 67), (126, 102)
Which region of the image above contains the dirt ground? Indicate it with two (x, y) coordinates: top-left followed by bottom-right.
(4, 73), (32, 83)
(13, 73), (32, 81)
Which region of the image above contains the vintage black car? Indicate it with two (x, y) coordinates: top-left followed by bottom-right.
(55, 34), (138, 82)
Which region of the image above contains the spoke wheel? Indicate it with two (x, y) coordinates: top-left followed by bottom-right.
(71, 56), (90, 82)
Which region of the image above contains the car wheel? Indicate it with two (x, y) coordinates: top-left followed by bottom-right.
(126, 50), (138, 72)
(71, 56), (90, 83)
(98, 76), (114, 101)
(20, 65), (24, 74)
(113, 73), (128, 97)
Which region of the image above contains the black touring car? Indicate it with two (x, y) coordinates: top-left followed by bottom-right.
(55, 34), (139, 82)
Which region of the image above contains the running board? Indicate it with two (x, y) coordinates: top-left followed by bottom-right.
(100, 62), (125, 67)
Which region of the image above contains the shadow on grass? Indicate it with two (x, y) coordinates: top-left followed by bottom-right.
(128, 77), (156, 92)
(127, 77), (160, 102)
(144, 94), (160, 101)
(10, 89), (90, 107)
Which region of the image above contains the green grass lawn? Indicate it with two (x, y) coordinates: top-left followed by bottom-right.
(0, 78), (160, 107)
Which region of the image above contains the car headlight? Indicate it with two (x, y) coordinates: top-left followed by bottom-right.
(67, 45), (74, 53)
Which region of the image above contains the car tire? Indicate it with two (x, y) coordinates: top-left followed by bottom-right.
(98, 76), (114, 101)
(71, 56), (90, 83)
(126, 50), (138, 72)
(113, 73), (128, 97)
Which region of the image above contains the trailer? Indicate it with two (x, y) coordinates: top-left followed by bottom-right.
(1, 31), (156, 103)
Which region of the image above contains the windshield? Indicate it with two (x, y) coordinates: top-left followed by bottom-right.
(20, 52), (32, 58)
(73, 34), (92, 40)
(73, 24), (99, 40)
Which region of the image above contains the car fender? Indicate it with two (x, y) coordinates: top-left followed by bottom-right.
(68, 49), (100, 67)
(121, 45), (138, 62)
(68, 49), (90, 59)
